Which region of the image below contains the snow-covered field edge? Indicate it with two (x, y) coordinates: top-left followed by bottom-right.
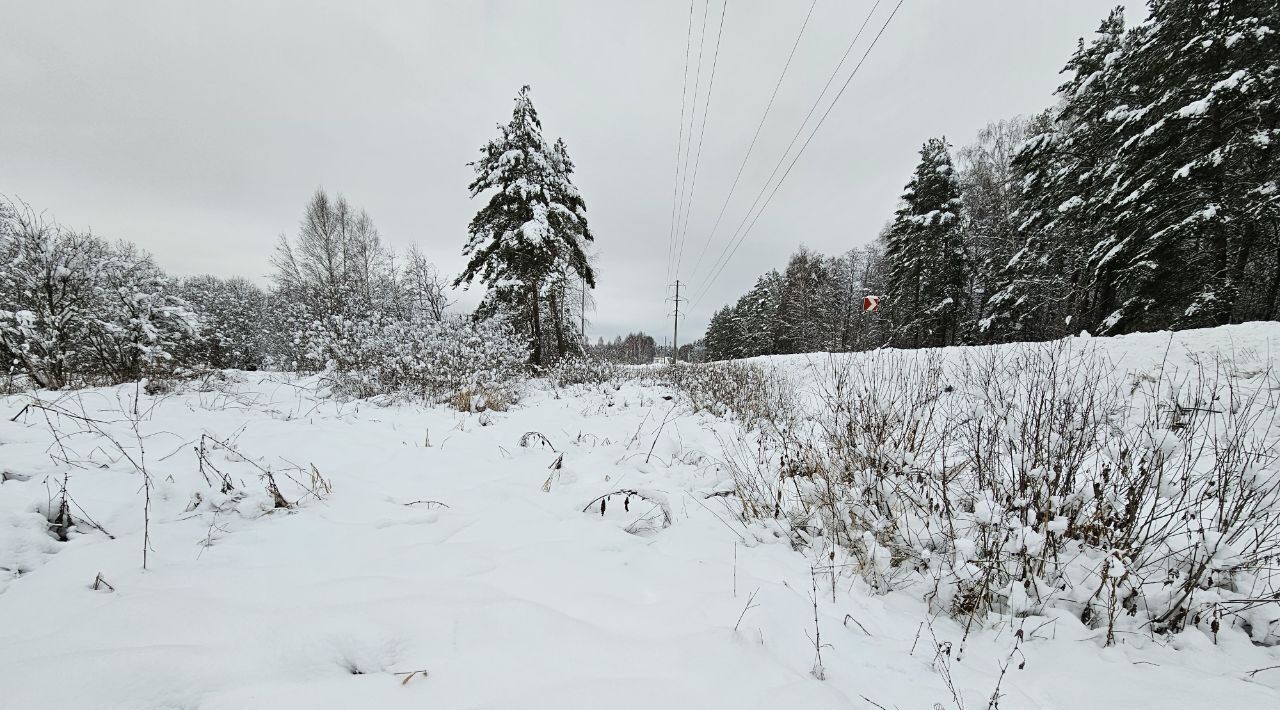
(0, 324), (1278, 709)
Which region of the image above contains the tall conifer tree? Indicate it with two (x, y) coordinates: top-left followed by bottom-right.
(986, 9), (1128, 340)
(456, 86), (596, 365)
(885, 138), (967, 347)
(1097, 0), (1280, 331)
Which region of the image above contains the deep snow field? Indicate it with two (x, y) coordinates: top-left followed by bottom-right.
(3, 325), (1280, 709)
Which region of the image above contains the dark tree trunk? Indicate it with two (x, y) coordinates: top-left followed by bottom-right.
(552, 291), (567, 360)
(1264, 225), (1280, 320)
(528, 282), (542, 367)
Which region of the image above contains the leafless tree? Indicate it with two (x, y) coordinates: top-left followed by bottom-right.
(270, 188), (396, 319)
(402, 244), (452, 321)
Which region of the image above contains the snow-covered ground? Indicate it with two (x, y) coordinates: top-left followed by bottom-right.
(2, 325), (1279, 709)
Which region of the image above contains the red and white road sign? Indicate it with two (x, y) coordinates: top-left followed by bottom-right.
(863, 295), (880, 313)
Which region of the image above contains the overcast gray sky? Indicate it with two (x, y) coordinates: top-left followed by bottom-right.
(1, 0), (1147, 341)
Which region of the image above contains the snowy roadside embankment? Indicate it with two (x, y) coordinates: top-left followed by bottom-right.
(0, 325), (1278, 709)
(735, 321), (1280, 403)
(662, 322), (1280, 690)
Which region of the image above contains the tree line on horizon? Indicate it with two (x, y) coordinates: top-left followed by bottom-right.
(2, 85), (598, 392)
(702, 1), (1278, 360)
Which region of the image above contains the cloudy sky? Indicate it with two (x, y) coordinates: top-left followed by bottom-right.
(2, 0), (1147, 342)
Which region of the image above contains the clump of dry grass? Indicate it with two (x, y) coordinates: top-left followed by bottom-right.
(451, 386), (510, 413)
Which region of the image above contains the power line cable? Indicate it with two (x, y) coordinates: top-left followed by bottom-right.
(671, 0), (730, 282)
(693, 0), (904, 308)
(668, 0), (713, 283)
(691, 0), (881, 298)
(686, 0), (819, 282)
(664, 0), (699, 284)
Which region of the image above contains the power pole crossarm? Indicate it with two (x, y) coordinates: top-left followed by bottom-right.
(674, 280), (680, 363)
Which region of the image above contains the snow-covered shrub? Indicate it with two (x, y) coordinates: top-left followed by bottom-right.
(1, 198), (199, 388)
(327, 314), (528, 407)
(934, 349), (1278, 644)
(177, 275), (270, 370)
(660, 362), (798, 429)
(80, 242), (199, 384)
(0, 371), (35, 395)
(548, 356), (623, 388)
(258, 295), (327, 372)
(672, 342), (1280, 647)
(1, 202), (106, 388)
(1096, 363), (1280, 644)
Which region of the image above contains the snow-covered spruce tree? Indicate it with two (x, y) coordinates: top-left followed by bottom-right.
(1094, 0), (1280, 332)
(984, 9), (1129, 341)
(845, 237), (892, 351)
(737, 270), (784, 358)
(776, 247), (832, 354)
(456, 87), (596, 367)
(884, 138), (968, 348)
(177, 275), (270, 370)
(699, 242), (889, 360)
(772, 247), (870, 355)
(954, 117), (1038, 341)
(702, 306), (740, 361)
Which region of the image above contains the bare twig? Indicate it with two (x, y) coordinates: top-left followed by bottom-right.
(1246, 664), (1280, 678)
(734, 588), (760, 631)
(393, 669), (429, 685)
(843, 613), (872, 636)
(645, 404), (678, 464)
(91, 572), (114, 592)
